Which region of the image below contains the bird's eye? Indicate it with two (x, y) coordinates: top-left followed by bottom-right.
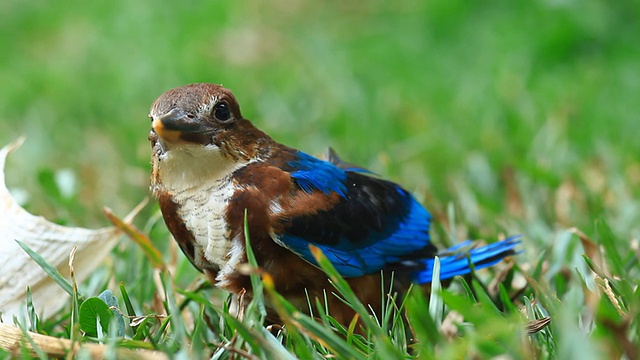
(213, 102), (232, 122)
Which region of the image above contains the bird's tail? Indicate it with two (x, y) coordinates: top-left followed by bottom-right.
(412, 236), (521, 284)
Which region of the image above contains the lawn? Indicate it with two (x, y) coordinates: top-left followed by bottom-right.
(0, 0), (638, 358)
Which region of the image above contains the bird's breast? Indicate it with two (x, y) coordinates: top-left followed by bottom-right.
(172, 178), (238, 270)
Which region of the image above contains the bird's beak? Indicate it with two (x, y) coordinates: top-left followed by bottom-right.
(151, 108), (206, 142)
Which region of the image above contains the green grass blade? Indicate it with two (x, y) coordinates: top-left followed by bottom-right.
(242, 209), (267, 322)
(262, 272), (366, 359)
(308, 245), (405, 358)
(404, 287), (439, 351)
(26, 287), (40, 333)
(17, 323), (48, 360)
(15, 240), (74, 296)
(428, 256), (443, 327)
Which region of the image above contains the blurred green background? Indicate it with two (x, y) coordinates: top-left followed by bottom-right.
(2, 1), (640, 357)
(1, 0), (638, 253)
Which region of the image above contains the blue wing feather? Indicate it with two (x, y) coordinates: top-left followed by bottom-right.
(277, 152), (435, 276)
(289, 152), (347, 196)
(278, 150), (518, 280)
(412, 236), (521, 283)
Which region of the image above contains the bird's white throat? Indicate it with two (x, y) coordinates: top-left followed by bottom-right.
(155, 143), (246, 194)
(154, 143), (251, 271)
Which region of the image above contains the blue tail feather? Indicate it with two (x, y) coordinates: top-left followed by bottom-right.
(413, 236), (521, 284)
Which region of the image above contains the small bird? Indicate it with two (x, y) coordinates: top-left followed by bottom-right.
(149, 83), (519, 324)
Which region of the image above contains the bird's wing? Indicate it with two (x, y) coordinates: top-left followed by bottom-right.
(273, 151), (435, 277)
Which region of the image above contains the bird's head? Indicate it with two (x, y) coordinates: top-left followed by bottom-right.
(149, 83), (273, 192)
(149, 83), (244, 148)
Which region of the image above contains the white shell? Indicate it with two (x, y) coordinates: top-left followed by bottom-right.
(0, 138), (122, 322)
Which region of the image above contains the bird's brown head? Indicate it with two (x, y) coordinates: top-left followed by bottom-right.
(149, 83), (244, 147)
(149, 84), (276, 194)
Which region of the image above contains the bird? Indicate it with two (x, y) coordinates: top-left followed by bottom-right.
(148, 83), (519, 325)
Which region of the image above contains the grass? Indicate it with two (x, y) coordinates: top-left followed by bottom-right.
(1, 0), (639, 358)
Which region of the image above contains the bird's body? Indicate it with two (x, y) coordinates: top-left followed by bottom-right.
(149, 83), (518, 323)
